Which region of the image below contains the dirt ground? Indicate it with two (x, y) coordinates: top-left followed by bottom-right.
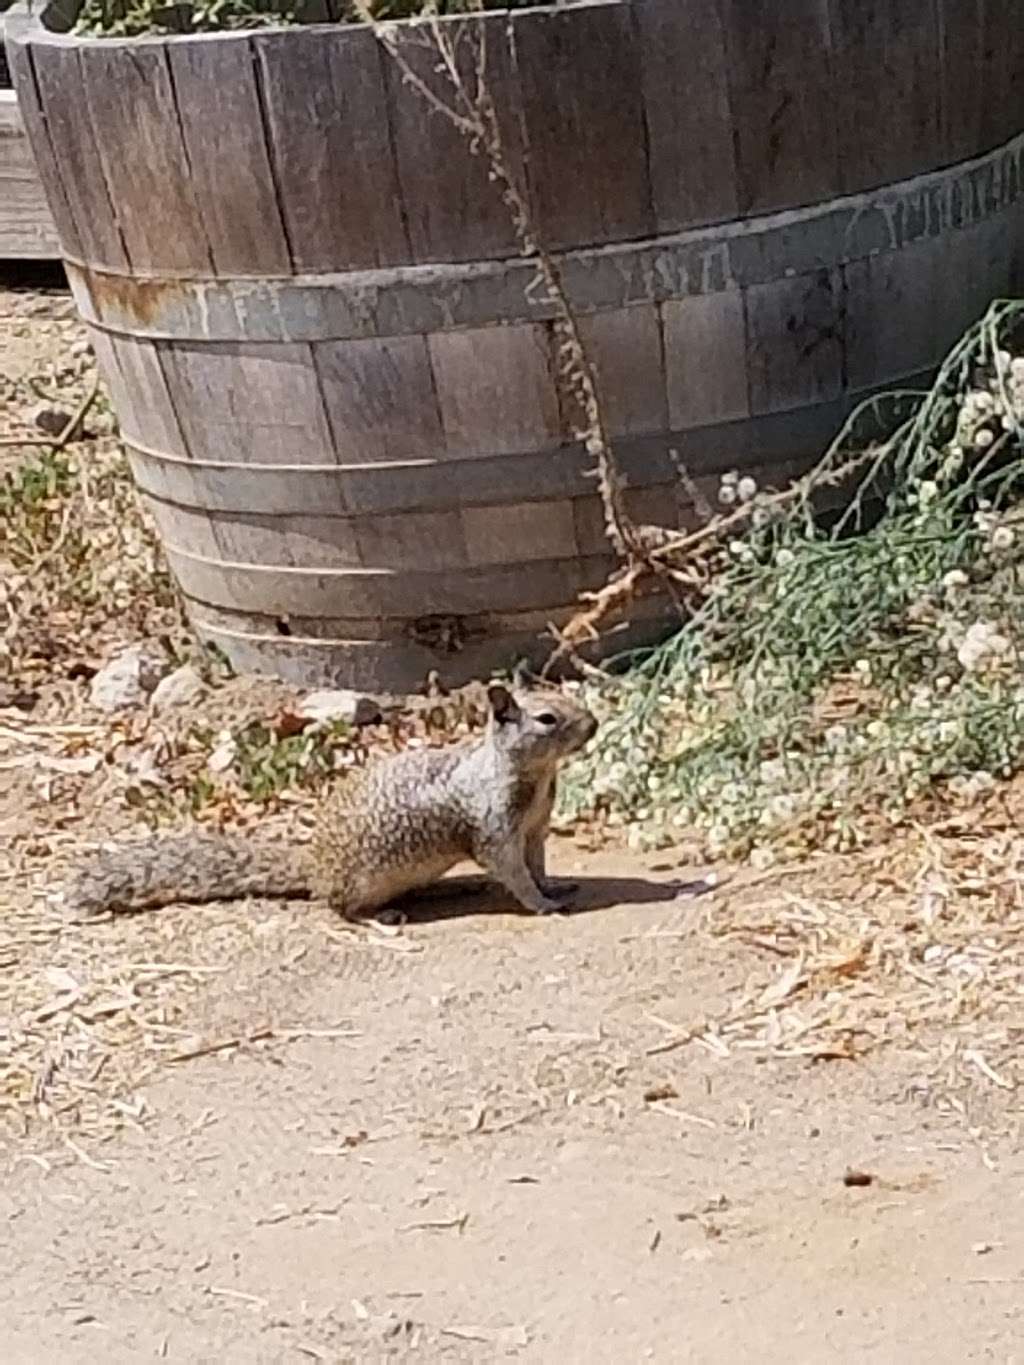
(2, 273), (1023, 1363)
(3, 852), (1024, 1364)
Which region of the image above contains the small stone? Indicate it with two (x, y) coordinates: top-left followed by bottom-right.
(150, 664), (205, 712)
(69, 337), (93, 359)
(298, 689), (383, 727)
(207, 734), (237, 774)
(842, 1169), (874, 1188)
(32, 404), (72, 439)
(89, 645), (164, 711)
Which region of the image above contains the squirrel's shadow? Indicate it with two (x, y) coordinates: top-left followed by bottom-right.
(379, 873), (712, 925)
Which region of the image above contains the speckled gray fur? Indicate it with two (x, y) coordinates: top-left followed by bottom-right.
(63, 687), (597, 921)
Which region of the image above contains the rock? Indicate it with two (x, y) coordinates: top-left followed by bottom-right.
(89, 645), (164, 711)
(207, 734), (237, 774)
(150, 664), (205, 712)
(31, 404), (72, 439)
(298, 688), (383, 727)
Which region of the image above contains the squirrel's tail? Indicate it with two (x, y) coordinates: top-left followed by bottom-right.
(63, 832), (310, 918)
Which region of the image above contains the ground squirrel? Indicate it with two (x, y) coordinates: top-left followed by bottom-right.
(64, 684), (598, 921)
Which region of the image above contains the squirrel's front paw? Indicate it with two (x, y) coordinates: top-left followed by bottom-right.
(532, 897), (563, 915)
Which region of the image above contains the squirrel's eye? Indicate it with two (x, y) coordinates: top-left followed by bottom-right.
(536, 712), (558, 726)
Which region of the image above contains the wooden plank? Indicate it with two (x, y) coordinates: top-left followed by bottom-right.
(126, 349), (949, 539)
(148, 494), (568, 575)
(355, 510), (468, 572)
(98, 329), (222, 555)
(83, 326), (120, 405)
(57, 120), (1024, 345)
(843, 237), (948, 390)
(254, 27), (409, 271)
(77, 42), (212, 274)
(634, 0), (738, 231)
(167, 34), (292, 276)
(573, 305), (667, 439)
(140, 494), (222, 561)
(384, 11), (523, 265)
(842, 209), (1014, 394)
(744, 270), (844, 416)
(158, 341), (336, 468)
(428, 322), (561, 457)
(314, 335), (443, 465)
(165, 548), (612, 618)
(514, 1), (653, 251)
(720, 0), (838, 215)
(186, 611), (671, 693)
(461, 499), (577, 566)
(662, 291), (749, 430)
(935, 211), (1018, 347)
(126, 395), (860, 520)
(0, 90), (59, 257)
(99, 332), (190, 456)
(208, 513), (368, 576)
(26, 41), (126, 267)
(186, 590), (668, 644)
(275, 515), (364, 572)
(938, 0), (986, 164)
(979, 0), (1024, 150)
(573, 485), (687, 556)
(125, 444), (349, 517)
(205, 512), (296, 570)
(1013, 200), (1024, 297)
(829, 0), (942, 194)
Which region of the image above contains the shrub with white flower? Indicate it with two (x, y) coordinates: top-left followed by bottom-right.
(559, 301), (1024, 858)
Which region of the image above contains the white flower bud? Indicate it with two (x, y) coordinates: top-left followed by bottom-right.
(737, 476), (757, 502)
(991, 526), (1015, 551)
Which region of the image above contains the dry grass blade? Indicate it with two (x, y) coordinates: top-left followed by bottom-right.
(670, 823), (1024, 1115)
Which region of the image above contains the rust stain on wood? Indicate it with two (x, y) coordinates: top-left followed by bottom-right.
(68, 264), (193, 331)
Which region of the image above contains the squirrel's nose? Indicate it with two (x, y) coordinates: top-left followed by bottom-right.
(583, 715), (598, 742)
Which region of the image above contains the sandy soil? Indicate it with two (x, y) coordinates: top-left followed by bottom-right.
(2, 847), (1023, 1363)
(2, 270), (1022, 1363)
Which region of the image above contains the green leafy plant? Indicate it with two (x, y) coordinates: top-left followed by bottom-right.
(69, 0), (542, 37)
(559, 300), (1024, 860)
(230, 719), (352, 802)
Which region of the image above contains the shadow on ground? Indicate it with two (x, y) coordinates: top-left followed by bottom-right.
(383, 871), (714, 924)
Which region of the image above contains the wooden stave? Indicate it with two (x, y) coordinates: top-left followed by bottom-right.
(8, 0), (1023, 276)
(8, 1), (1024, 688)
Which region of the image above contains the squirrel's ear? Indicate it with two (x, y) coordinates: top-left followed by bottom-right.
(487, 684), (521, 723)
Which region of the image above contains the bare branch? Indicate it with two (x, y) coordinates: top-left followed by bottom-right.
(357, 3), (639, 561)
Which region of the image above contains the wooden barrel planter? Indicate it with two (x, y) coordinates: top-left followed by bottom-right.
(6, 2), (1024, 690)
